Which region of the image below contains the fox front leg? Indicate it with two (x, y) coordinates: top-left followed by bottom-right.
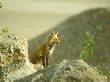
(41, 56), (46, 68)
(46, 56), (49, 67)
(43, 51), (50, 68)
(42, 56), (49, 68)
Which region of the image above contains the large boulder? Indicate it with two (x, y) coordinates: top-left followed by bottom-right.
(0, 34), (37, 82)
(17, 60), (107, 82)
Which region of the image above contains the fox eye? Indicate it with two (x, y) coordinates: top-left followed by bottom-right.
(51, 35), (54, 38)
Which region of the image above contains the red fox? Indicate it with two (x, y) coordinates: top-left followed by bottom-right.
(31, 32), (60, 68)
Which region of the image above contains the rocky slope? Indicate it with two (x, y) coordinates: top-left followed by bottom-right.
(17, 60), (107, 82)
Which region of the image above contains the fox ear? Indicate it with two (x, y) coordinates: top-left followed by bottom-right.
(51, 32), (54, 36)
(55, 32), (58, 35)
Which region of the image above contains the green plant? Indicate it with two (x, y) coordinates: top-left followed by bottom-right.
(95, 65), (108, 76)
(79, 25), (107, 75)
(80, 25), (103, 60)
(0, 27), (9, 37)
(0, 2), (2, 8)
(80, 31), (95, 60)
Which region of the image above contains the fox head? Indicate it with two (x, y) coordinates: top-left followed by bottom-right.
(48, 32), (60, 45)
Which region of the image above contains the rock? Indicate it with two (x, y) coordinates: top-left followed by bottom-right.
(0, 34), (38, 82)
(17, 60), (107, 82)
(0, 33), (107, 82)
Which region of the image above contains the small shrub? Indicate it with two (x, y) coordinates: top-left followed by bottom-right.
(0, 27), (9, 37)
(79, 25), (107, 75)
(80, 25), (103, 60)
(80, 31), (95, 60)
(0, 2), (2, 8)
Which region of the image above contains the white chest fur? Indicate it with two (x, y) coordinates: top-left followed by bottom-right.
(49, 45), (55, 57)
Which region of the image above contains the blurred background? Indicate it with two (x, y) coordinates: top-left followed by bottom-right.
(0, 0), (110, 81)
(0, 0), (110, 39)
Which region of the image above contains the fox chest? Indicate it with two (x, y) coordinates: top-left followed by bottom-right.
(48, 46), (55, 57)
